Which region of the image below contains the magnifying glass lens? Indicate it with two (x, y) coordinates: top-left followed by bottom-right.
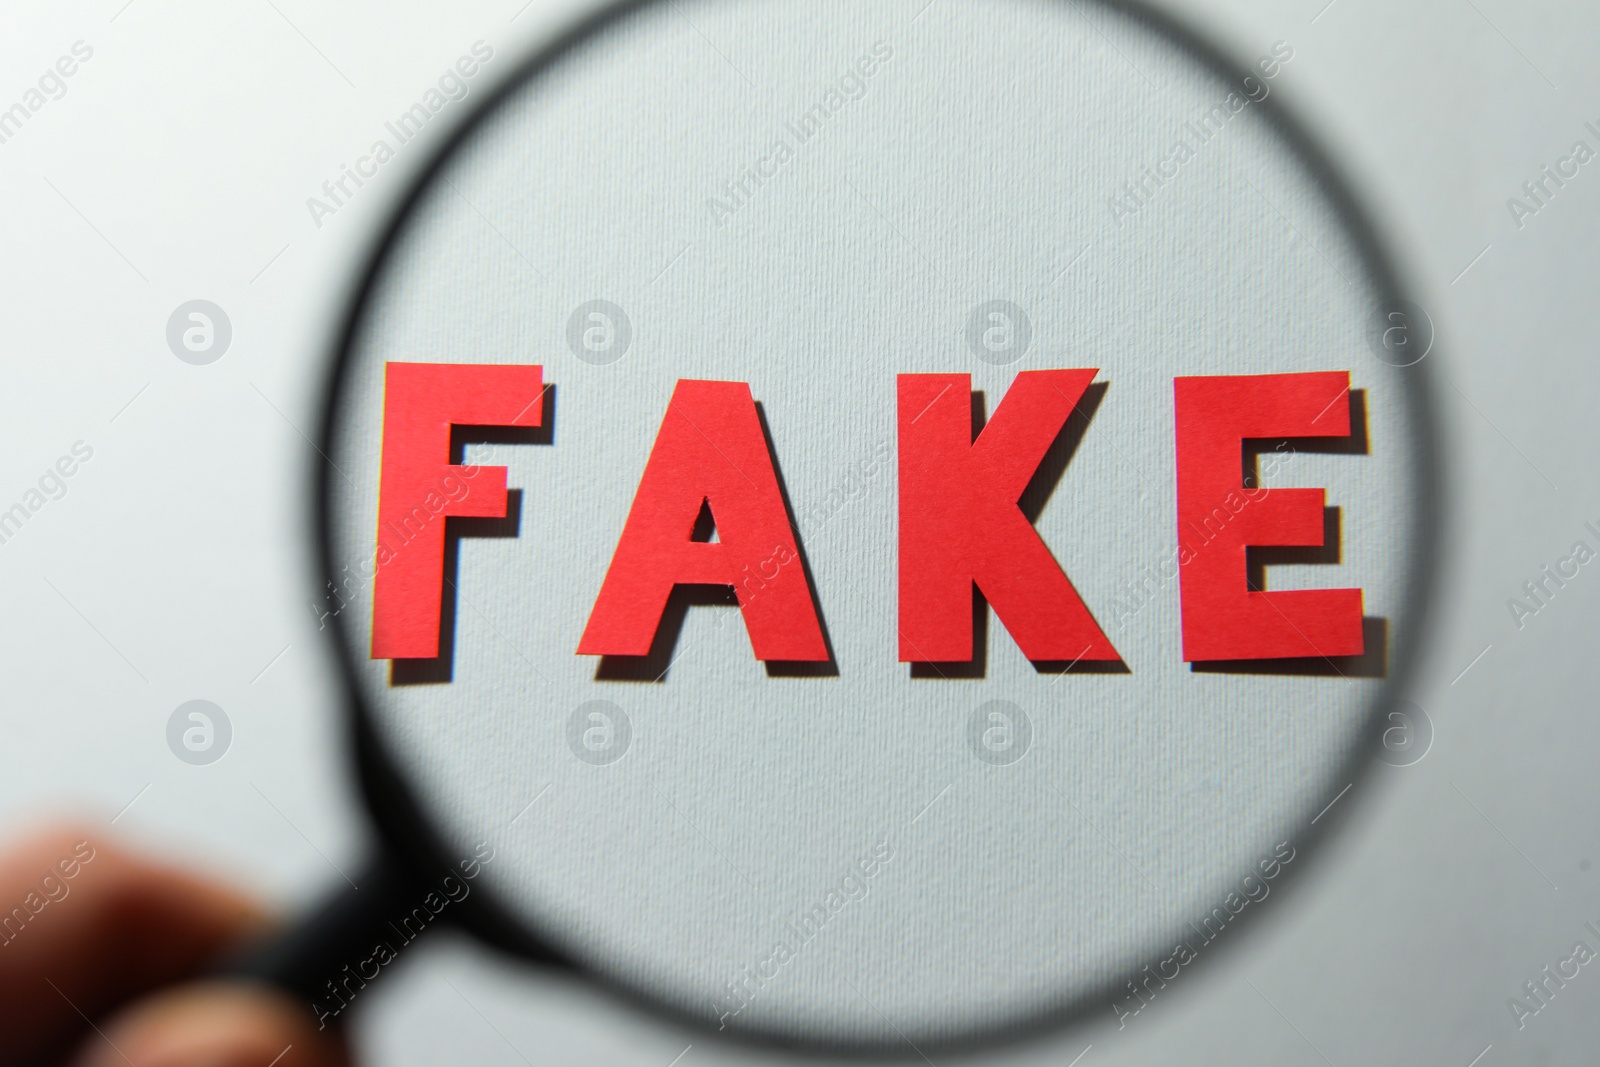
(321, 0), (1434, 1047)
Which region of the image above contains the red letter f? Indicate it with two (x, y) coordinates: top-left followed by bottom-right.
(371, 362), (544, 661)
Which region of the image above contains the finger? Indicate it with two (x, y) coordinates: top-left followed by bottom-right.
(69, 981), (349, 1067)
(0, 825), (266, 1063)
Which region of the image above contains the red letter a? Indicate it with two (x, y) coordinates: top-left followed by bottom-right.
(578, 380), (828, 662)
(1173, 371), (1364, 662)
(371, 362), (544, 660)
(897, 370), (1119, 663)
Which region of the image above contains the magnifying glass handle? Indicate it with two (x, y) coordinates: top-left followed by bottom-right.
(218, 852), (434, 1017)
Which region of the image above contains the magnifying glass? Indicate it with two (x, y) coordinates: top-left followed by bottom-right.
(233, 0), (1440, 1051)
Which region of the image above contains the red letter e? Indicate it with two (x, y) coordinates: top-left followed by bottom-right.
(1173, 372), (1364, 662)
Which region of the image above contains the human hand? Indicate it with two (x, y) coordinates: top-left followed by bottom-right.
(0, 826), (350, 1067)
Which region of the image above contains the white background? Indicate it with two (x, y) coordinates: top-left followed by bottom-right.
(0, 0), (1596, 1064)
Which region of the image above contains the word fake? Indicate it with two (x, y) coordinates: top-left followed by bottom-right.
(367, 364), (1366, 668)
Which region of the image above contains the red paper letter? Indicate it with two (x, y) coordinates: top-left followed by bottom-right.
(1173, 371), (1364, 662)
(371, 362), (544, 660)
(897, 370), (1119, 663)
(578, 380), (828, 662)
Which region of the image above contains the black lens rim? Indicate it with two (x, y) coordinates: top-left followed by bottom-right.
(310, 0), (1445, 1054)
